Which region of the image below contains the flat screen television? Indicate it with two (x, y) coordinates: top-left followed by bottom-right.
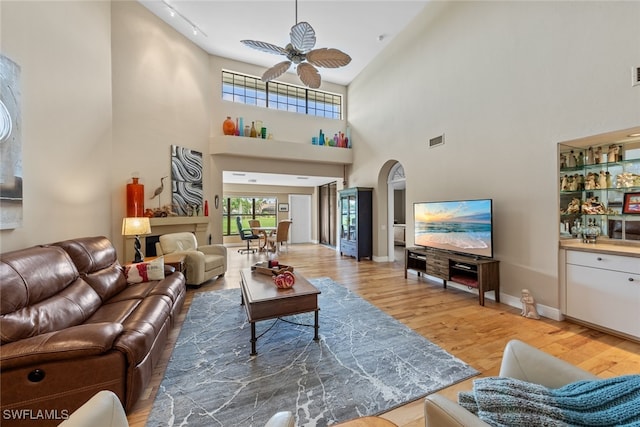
(413, 199), (493, 259)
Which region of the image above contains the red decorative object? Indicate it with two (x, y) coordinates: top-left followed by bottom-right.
(126, 177), (144, 217)
(223, 116), (236, 135)
(204, 200), (209, 216)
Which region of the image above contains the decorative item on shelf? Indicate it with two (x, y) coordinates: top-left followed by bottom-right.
(150, 176), (167, 208)
(126, 174), (144, 217)
(622, 192), (640, 214)
(235, 117), (240, 136)
(144, 205), (178, 218)
(255, 120), (263, 137)
(582, 218), (601, 243)
(346, 126), (351, 148)
(122, 217), (151, 263)
(319, 129), (324, 146)
(204, 200), (209, 216)
(250, 121), (257, 138)
(261, 126), (267, 139)
(238, 117), (244, 136)
(244, 125), (250, 137)
(222, 116), (236, 135)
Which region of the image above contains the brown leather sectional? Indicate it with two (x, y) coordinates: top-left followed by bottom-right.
(0, 236), (186, 426)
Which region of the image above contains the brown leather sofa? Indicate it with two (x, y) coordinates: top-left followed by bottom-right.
(0, 236), (186, 426)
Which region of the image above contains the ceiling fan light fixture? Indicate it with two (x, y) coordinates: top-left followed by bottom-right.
(240, 2), (351, 88)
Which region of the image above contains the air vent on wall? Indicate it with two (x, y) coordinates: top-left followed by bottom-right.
(634, 66), (640, 86)
(429, 134), (445, 148)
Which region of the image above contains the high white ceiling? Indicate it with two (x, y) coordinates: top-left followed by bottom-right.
(139, 0), (429, 187)
(139, 0), (429, 86)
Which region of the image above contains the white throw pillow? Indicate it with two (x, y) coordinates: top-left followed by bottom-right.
(124, 257), (164, 284)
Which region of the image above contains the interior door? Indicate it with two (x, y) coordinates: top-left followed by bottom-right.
(289, 194), (311, 244)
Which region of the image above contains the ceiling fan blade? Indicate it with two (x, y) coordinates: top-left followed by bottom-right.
(241, 40), (288, 56)
(306, 48), (352, 68)
(262, 61), (292, 82)
(290, 22), (316, 53)
(297, 63), (321, 89)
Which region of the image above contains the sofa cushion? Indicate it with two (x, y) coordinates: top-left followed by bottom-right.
(114, 295), (172, 364)
(0, 246), (106, 344)
(54, 236), (128, 301)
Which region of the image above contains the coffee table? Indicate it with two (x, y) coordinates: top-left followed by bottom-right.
(240, 268), (320, 355)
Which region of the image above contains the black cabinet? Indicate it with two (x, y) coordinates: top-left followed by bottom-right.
(339, 187), (373, 261)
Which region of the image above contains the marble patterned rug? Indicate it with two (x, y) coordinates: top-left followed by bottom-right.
(146, 278), (478, 427)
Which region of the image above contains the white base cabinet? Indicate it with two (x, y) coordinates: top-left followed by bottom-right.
(565, 250), (640, 339)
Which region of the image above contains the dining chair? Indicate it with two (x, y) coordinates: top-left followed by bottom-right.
(236, 216), (260, 254)
(248, 219), (266, 249)
(267, 220), (292, 253)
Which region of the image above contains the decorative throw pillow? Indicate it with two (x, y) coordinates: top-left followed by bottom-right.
(125, 257), (164, 284)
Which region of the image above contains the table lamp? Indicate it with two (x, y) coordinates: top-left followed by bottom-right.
(122, 217), (151, 263)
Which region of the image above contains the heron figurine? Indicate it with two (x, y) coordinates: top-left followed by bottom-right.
(150, 176), (168, 208)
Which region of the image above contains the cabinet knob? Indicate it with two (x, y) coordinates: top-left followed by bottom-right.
(596, 257), (603, 261)
(629, 277), (635, 282)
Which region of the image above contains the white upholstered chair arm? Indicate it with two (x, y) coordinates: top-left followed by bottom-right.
(425, 394), (491, 427)
(58, 391), (128, 427)
(198, 244), (227, 257)
(499, 339), (597, 388)
(264, 411), (295, 427)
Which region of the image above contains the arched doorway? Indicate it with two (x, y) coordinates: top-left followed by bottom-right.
(387, 162), (406, 262)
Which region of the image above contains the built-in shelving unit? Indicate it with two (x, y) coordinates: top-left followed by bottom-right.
(210, 136), (353, 165)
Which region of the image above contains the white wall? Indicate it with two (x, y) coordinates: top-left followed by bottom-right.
(0, 1), (112, 251)
(110, 1), (212, 258)
(348, 1), (640, 309)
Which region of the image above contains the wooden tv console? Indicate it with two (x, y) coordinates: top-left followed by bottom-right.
(405, 247), (500, 306)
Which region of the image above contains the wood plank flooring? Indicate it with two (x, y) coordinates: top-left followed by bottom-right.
(127, 244), (640, 426)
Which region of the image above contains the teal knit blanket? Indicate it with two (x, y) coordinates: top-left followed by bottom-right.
(458, 375), (640, 426)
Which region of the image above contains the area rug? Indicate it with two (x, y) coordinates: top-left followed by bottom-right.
(146, 278), (478, 427)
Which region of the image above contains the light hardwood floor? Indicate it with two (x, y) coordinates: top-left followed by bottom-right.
(127, 244), (640, 426)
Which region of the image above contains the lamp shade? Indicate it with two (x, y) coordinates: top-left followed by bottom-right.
(122, 217), (151, 236)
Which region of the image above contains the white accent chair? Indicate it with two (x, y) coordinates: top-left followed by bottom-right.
(58, 391), (127, 427)
(59, 390), (295, 427)
(424, 339), (598, 427)
(155, 232), (226, 286)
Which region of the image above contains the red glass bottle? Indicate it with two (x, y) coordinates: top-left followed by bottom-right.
(126, 177), (144, 217)
(204, 200), (209, 216)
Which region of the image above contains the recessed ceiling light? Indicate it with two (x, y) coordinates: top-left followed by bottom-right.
(232, 173), (246, 176)
(627, 133), (640, 137)
(297, 177), (309, 180)
(248, 179), (257, 183)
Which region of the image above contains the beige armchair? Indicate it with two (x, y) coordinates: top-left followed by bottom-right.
(59, 390), (294, 427)
(156, 232), (226, 286)
(424, 339), (598, 427)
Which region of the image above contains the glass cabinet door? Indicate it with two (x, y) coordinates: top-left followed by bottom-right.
(341, 196), (350, 240)
(348, 196), (356, 241)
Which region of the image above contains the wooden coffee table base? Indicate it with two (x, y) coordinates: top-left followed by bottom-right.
(240, 268), (320, 356)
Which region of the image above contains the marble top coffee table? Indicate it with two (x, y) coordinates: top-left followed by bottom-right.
(240, 268), (320, 355)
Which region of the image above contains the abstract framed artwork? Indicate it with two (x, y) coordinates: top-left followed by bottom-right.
(171, 145), (203, 216)
(0, 54), (23, 230)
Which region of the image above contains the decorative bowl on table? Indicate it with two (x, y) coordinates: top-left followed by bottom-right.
(273, 271), (296, 289)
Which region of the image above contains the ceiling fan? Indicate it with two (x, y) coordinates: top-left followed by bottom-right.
(240, 0), (351, 89)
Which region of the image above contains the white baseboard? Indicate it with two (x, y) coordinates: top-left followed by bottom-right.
(407, 271), (564, 321)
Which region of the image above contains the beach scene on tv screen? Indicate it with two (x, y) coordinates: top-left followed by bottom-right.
(415, 200), (492, 257)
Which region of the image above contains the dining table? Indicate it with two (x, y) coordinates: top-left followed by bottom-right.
(251, 226), (276, 251)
